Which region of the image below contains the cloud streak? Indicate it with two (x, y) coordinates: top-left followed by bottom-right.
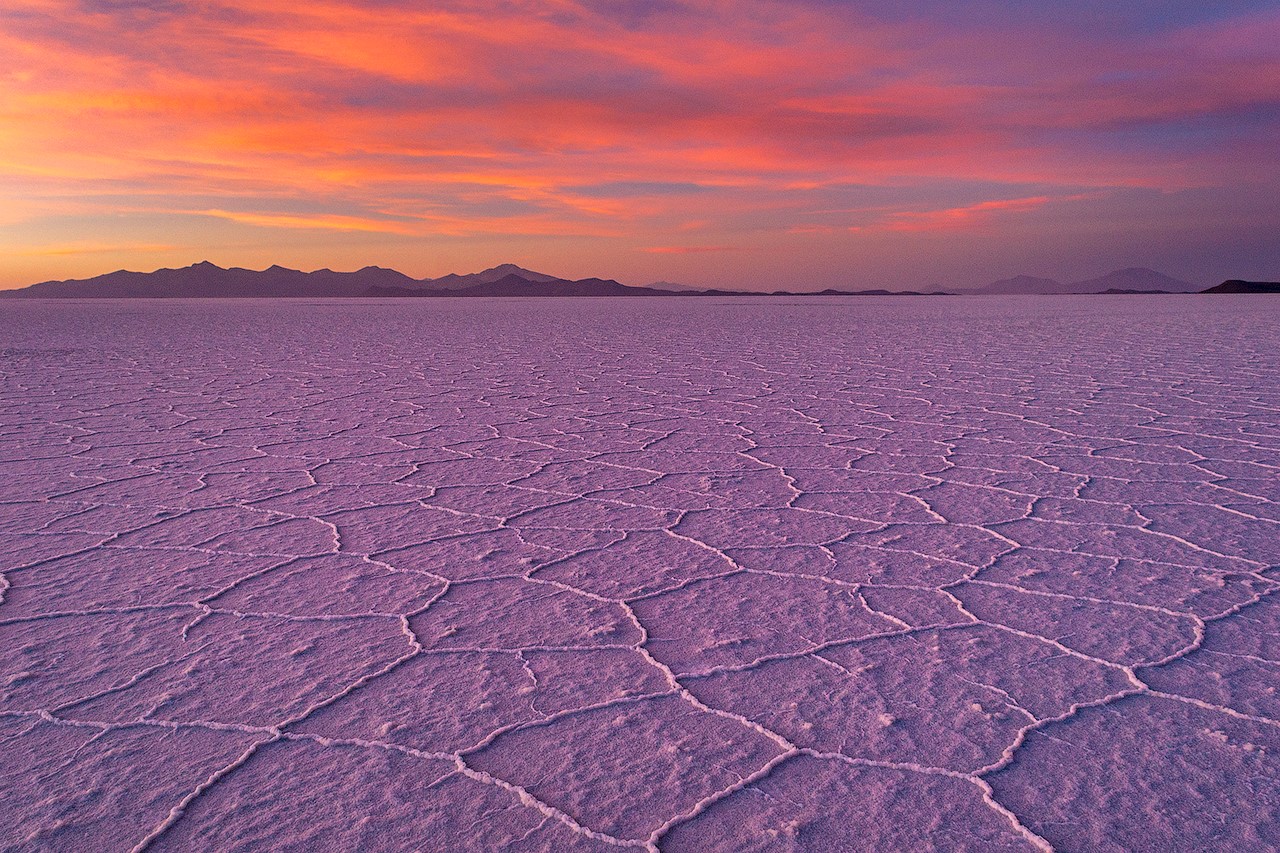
(643, 245), (737, 254)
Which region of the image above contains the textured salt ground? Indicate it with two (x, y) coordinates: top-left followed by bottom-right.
(1, 296), (1279, 852)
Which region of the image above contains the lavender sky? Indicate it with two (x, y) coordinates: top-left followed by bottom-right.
(1, 0), (1278, 290)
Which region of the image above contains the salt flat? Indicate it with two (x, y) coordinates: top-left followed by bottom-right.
(1, 295), (1278, 851)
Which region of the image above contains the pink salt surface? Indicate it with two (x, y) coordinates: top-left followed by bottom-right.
(1, 295), (1279, 851)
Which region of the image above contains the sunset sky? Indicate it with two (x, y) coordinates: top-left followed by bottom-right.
(2, 0), (1278, 290)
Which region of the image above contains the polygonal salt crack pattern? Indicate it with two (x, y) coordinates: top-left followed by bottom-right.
(1, 297), (1279, 851)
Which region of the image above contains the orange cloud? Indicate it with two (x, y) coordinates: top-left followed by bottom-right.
(878, 193), (1103, 232)
(198, 210), (423, 235)
(642, 245), (737, 254)
(881, 196), (1056, 232)
(7, 242), (182, 256)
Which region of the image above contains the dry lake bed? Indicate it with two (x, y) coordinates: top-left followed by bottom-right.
(1, 295), (1278, 851)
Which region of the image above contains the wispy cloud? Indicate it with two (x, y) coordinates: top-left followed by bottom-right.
(9, 242), (183, 256)
(198, 209), (423, 235)
(873, 193), (1101, 232)
(879, 196), (1056, 232)
(642, 245), (737, 254)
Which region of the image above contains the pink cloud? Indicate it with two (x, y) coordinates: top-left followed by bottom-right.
(642, 245), (737, 255)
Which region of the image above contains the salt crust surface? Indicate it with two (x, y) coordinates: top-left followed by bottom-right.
(1, 296), (1278, 851)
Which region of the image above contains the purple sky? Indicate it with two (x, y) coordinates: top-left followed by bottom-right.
(1, 0), (1278, 289)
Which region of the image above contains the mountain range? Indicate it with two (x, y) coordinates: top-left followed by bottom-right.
(0, 263), (952, 298)
(0, 263), (1267, 298)
(969, 268), (1198, 294)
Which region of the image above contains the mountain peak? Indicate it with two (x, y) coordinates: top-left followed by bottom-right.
(473, 264), (560, 283)
(1071, 268), (1196, 293)
(974, 274), (1066, 295)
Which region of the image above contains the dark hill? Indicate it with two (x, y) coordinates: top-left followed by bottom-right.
(975, 275), (1069, 295)
(425, 264), (564, 290)
(1069, 268), (1197, 293)
(1099, 288), (1171, 294)
(1202, 280), (1280, 294)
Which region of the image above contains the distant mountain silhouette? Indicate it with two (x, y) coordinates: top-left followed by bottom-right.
(369, 274), (673, 298)
(1202, 280), (1280, 294)
(972, 268), (1196, 295)
(13, 261), (1246, 299)
(978, 275), (1072, 295)
(371, 275), (954, 298)
(426, 264), (564, 290)
(1098, 288), (1172, 294)
(1, 263), (592, 299)
(1071, 268), (1197, 293)
(1, 263), (952, 298)
(643, 280), (712, 293)
(5, 262), (423, 298)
